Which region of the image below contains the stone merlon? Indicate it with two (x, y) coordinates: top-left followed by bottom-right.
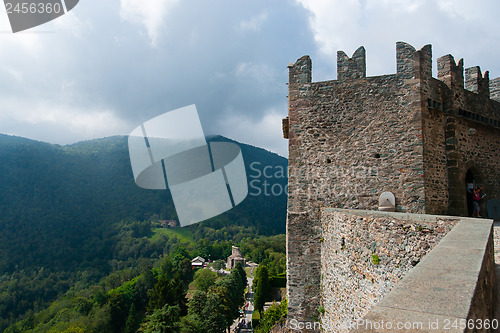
(337, 46), (366, 81)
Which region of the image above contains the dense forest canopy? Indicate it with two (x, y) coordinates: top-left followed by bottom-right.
(0, 134), (288, 331)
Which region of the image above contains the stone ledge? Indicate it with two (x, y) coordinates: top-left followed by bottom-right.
(352, 216), (495, 333)
(323, 208), (463, 223)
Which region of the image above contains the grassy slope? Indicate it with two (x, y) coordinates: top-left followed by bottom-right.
(150, 227), (194, 244)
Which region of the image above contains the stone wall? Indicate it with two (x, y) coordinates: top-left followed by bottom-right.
(285, 42), (500, 327)
(452, 118), (500, 212)
(286, 47), (428, 323)
(352, 217), (496, 333)
(320, 209), (458, 332)
(420, 103), (449, 214)
(287, 48), (427, 214)
(422, 53), (500, 216)
(491, 78), (500, 102)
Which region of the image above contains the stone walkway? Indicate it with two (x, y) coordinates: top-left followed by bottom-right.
(493, 221), (500, 331)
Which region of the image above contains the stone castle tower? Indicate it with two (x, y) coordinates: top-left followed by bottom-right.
(284, 42), (500, 327)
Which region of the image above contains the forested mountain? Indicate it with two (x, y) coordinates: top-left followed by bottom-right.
(0, 134), (287, 331)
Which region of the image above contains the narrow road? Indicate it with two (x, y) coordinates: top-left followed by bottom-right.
(231, 266), (256, 332)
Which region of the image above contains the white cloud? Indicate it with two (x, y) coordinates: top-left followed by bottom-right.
(295, 0), (362, 57)
(295, 0), (500, 78)
(234, 62), (275, 84)
(218, 108), (288, 157)
(0, 31), (45, 59)
(52, 10), (92, 38)
(119, 0), (179, 46)
(238, 11), (269, 32)
(0, 99), (129, 143)
(3, 67), (24, 83)
(367, 0), (425, 13)
(436, 0), (498, 20)
(0, 0), (498, 155)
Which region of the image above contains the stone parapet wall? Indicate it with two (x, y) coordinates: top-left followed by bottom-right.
(352, 217), (496, 333)
(320, 209), (458, 332)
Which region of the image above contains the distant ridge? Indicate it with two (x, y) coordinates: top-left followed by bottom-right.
(0, 133), (287, 274)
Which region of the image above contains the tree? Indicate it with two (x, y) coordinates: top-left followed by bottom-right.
(180, 314), (205, 333)
(188, 291), (204, 315)
(140, 304), (180, 333)
(187, 270), (246, 333)
(74, 297), (93, 315)
(210, 270), (246, 331)
(202, 293), (227, 333)
(261, 252), (286, 276)
(171, 246), (189, 267)
(211, 260), (226, 271)
(124, 303), (140, 333)
(108, 291), (133, 333)
(89, 303), (113, 333)
(61, 323), (88, 333)
(192, 269), (217, 292)
(232, 262), (247, 292)
(186, 289), (227, 333)
(148, 275), (186, 314)
(134, 269), (156, 310)
(175, 258), (194, 286)
(255, 298), (287, 333)
(253, 265), (269, 313)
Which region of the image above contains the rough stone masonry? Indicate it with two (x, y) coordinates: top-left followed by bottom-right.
(284, 42), (500, 329)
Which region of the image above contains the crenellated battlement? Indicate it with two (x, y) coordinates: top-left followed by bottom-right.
(288, 42), (500, 102)
(286, 41), (500, 121)
(288, 55), (311, 87)
(396, 41), (432, 79)
(329, 41), (500, 103)
(335, 42), (432, 81)
(337, 46), (366, 81)
(465, 66), (490, 97)
(436, 53), (498, 101)
(491, 77), (500, 102)
(437, 54), (464, 90)
(396, 41), (417, 76)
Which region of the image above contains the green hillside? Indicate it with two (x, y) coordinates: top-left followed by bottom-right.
(0, 133), (287, 331)
(150, 227), (194, 244)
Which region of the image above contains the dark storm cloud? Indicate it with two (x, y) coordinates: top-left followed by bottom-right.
(0, 0), (316, 156)
(0, 0), (498, 157)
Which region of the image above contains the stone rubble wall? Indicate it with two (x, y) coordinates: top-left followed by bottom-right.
(287, 74), (426, 214)
(320, 209), (458, 332)
(445, 113), (500, 216)
(422, 51), (500, 217)
(352, 217), (496, 333)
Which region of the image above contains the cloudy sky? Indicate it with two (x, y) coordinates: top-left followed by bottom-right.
(0, 0), (498, 157)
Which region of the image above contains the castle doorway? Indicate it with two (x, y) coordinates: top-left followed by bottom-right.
(465, 169), (475, 216)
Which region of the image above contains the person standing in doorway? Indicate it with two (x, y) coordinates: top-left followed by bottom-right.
(472, 186), (486, 217)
